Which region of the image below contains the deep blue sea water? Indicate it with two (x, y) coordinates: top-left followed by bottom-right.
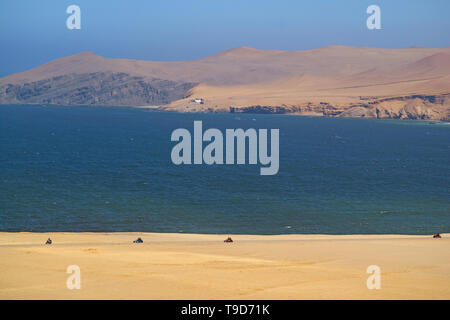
(0, 105), (449, 234)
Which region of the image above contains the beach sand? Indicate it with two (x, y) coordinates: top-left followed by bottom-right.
(0, 232), (449, 300)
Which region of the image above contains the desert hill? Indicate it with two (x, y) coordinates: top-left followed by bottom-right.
(1, 46), (449, 120)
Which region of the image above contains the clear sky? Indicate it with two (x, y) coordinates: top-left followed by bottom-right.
(0, 0), (449, 77)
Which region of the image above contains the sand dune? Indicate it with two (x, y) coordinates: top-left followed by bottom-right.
(3, 46), (450, 85)
(0, 232), (449, 300)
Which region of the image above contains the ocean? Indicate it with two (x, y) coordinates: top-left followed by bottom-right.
(0, 105), (449, 234)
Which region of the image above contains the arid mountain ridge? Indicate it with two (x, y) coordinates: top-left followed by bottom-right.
(1, 45), (449, 120)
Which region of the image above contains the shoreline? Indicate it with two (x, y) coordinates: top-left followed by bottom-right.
(0, 231), (447, 237)
(1, 232), (449, 299)
(1, 232), (447, 245)
(1, 104), (449, 123)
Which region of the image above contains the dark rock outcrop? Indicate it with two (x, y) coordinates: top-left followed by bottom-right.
(0, 72), (197, 106)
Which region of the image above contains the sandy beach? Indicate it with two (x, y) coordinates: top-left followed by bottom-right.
(0, 232), (449, 300)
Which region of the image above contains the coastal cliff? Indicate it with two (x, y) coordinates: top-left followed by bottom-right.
(0, 72), (196, 106)
(222, 94), (450, 121)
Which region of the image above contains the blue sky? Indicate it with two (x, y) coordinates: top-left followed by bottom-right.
(0, 0), (449, 77)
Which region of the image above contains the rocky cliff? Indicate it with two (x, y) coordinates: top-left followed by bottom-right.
(0, 72), (196, 106)
(224, 94), (450, 121)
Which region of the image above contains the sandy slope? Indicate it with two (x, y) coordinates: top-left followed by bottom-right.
(0, 232), (449, 300)
(3, 46), (449, 86)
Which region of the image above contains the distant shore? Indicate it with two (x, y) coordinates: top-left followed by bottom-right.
(1, 45), (449, 121)
(1, 232), (449, 299)
(2, 103), (450, 123)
